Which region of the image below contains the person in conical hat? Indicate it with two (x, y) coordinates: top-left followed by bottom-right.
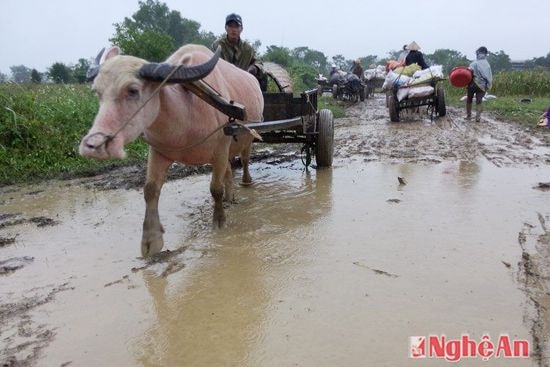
(404, 41), (428, 69)
(406, 41), (421, 51)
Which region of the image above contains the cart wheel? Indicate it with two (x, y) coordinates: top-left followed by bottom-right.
(388, 94), (400, 122)
(436, 84), (446, 116)
(315, 109), (334, 167)
(332, 84), (338, 99)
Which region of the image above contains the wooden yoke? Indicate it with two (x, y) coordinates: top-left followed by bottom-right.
(183, 79), (247, 121)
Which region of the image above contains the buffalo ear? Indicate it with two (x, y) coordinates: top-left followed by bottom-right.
(101, 46), (121, 63)
(87, 46), (122, 82)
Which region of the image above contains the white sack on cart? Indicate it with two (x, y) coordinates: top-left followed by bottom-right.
(412, 65), (444, 79)
(408, 73), (434, 86)
(408, 85), (434, 98)
(364, 69), (377, 81)
(382, 70), (411, 90)
(365, 67), (387, 81)
(397, 88), (409, 101)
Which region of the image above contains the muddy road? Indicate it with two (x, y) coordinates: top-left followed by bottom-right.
(1, 94), (550, 366)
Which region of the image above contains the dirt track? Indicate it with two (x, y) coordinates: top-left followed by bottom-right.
(1, 94), (550, 366)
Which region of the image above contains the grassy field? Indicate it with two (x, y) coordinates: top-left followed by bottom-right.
(0, 83), (148, 185)
(318, 95), (345, 118)
(443, 70), (550, 125)
(0, 71), (548, 185)
(0, 84), (345, 185)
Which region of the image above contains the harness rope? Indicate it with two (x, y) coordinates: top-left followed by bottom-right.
(84, 60), (258, 155)
(84, 62), (183, 150)
(142, 119), (259, 154)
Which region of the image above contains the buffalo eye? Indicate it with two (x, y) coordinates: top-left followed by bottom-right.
(127, 86), (140, 99)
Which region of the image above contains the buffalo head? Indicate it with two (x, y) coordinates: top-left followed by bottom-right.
(79, 47), (220, 159)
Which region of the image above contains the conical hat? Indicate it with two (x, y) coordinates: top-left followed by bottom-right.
(407, 41), (421, 51)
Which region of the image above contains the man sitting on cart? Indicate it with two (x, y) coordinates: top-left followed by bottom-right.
(212, 13), (267, 91)
(350, 59), (364, 81)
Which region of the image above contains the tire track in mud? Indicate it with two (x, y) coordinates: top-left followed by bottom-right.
(334, 94), (550, 167)
(0, 211), (70, 367)
(1, 93), (549, 366)
(335, 94), (550, 365)
(0, 283), (74, 367)
(517, 214), (550, 366)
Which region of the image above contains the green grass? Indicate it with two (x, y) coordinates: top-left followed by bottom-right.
(492, 69), (550, 96)
(0, 83), (148, 185)
(442, 79), (549, 126)
(318, 96), (345, 118)
(1, 74), (547, 185)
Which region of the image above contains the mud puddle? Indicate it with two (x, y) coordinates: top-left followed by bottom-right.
(1, 95), (550, 366)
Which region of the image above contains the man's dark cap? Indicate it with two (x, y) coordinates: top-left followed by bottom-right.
(225, 13), (242, 26)
(476, 46), (488, 55)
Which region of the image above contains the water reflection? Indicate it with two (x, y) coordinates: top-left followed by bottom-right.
(133, 167), (334, 367)
(136, 249), (267, 367)
(394, 160), (481, 192)
(457, 160), (481, 189)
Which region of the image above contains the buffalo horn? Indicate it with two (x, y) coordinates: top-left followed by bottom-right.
(139, 47), (221, 83)
(86, 47), (106, 82)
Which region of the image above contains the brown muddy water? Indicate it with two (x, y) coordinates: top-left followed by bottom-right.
(1, 95), (550, 367)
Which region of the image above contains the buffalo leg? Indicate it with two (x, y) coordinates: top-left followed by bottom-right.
(211, 148), (230, 228)
(240, 140), (253, 186)
(141, 150), (172, 257)
(223, 163), (234, 203)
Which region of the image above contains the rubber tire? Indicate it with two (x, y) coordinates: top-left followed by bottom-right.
(436, 85), (446, 116)
(315, 109), (334, 167)
(388, 94), (400, 122)
(332, 84), (338, 99)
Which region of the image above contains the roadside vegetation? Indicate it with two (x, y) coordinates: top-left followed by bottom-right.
(444, 69), (550, 125)
(0, 83), (345, 186)
(0, 0), (548, 185)
(0, 84), (148, 185)
(2, 70), (546, 185)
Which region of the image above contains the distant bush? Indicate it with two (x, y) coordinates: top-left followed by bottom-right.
(289, 64), (318, 93)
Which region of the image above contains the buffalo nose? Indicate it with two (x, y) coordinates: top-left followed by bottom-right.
(84, 132), (110, 149)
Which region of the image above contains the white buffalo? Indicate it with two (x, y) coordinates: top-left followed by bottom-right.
(80, 44), (264, 257)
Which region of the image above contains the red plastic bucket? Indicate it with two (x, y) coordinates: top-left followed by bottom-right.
(449, 66), (473, 87)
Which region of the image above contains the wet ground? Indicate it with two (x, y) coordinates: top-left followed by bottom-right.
(1, 94), (550, 366)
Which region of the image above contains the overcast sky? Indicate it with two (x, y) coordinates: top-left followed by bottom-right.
(1, 0), (548, 75)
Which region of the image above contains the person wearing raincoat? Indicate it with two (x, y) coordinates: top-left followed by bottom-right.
(466, 46), (493, 122)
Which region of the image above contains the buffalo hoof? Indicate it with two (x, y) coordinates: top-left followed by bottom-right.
(223, 192), (234, 203)
(241, 172), (252, 186)
(213, 211), (226, 229)
(141, 231), (164, 257)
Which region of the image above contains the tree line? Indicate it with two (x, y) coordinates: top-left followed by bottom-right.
(2, 0), (549, 86)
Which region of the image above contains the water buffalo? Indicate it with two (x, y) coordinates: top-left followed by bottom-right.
(79, 44), (264, 257)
